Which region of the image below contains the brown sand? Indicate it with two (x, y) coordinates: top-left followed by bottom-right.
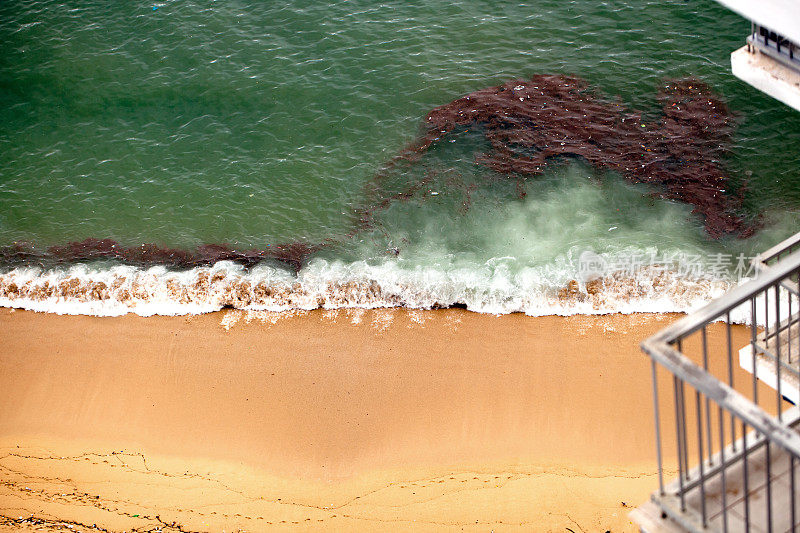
(0, 308), (752, 532)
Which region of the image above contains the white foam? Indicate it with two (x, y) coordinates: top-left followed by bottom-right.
(0, 253), (737, 319)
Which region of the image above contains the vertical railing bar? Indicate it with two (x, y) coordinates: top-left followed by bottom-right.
(719, 405), (728, 533)
(790, 274), (798, 533)
(743, 421), (751, 533)
(651, 360), (664, 495)
(752, 296), (760, 406)
(677, 338), (690, 479)
(696, 390), (707, 527)
(791, 454), (797, 533)
(681, 375), (690, 479)
(702, 326), (714, 464)
(674, 375), (686, 512)
(788, 288), (793, 370)
(727, 311), (737, 451)
(766, 442), (773, 533)
(776, 284), (783, 422)
(766, 284), (770, 337)
(789, 453), (797, 533)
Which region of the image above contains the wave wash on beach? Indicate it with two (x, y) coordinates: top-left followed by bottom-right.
(0, 75), (766, 317)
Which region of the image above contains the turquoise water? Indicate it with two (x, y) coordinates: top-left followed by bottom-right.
(1, 0), (799, 315)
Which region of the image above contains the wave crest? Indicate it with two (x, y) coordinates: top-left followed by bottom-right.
(0, 259), (733, 317)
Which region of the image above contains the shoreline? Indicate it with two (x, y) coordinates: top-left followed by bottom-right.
(0, 308), (754, 531)
(0, 256), (734, 318)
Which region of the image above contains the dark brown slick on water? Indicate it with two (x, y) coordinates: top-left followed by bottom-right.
(382, 74), (752, 240)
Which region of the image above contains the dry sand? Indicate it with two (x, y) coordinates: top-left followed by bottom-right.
(0, 308), (753, 532)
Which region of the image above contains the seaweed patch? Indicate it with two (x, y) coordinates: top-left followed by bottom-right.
(362, 74), (750, 240)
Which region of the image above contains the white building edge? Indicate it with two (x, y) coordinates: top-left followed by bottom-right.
(715, 0), (800, 112)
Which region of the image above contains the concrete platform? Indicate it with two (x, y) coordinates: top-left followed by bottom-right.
(732, 45), (800, 112)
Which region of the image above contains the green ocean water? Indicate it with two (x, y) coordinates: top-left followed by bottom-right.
(1, 0), (799, 315)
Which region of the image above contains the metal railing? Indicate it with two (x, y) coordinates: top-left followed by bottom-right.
(755, 231), (800, 271)
(644, 233), (800, 532)
(747, 23), (800, 74)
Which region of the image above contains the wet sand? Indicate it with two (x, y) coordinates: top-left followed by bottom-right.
(0, 308), (753, 531)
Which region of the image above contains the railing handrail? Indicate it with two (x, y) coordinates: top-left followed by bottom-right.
(641, 337), (800, 458)
(646, 246), (800, 345)
(755, 231), (800, 265)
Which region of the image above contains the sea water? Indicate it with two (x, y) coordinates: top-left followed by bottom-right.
(1, 0), (800, 316)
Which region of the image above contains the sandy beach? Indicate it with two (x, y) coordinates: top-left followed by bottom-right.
(0, 308), (754, 532)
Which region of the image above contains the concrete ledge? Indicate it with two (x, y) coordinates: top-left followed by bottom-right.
(731, 44), (800, 112)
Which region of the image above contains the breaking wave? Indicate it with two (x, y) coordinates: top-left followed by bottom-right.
(0, 255), (735, 317)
